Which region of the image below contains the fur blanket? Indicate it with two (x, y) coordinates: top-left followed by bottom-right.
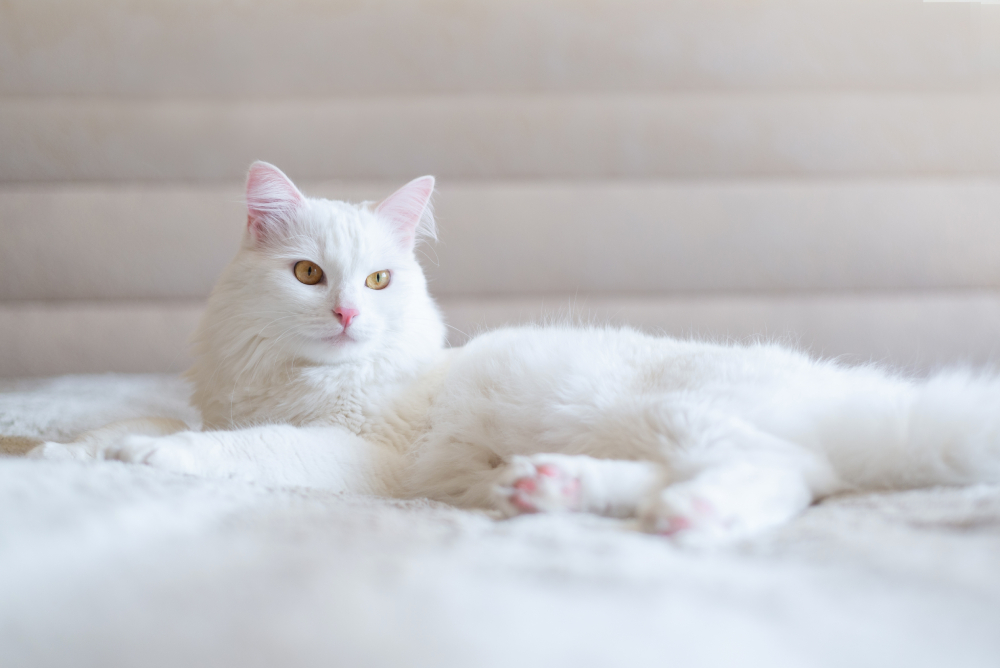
(2, 374), (999, 667)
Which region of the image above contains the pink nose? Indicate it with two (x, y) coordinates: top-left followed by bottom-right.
(333, 306), (359, 329)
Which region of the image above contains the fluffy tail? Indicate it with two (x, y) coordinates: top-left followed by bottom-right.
(824, 371), (1000, 490)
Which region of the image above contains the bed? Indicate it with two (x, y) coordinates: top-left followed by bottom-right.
(1, 373), (998, 667)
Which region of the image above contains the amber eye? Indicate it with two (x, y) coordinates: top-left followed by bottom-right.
(365, 270), (390, 290)
(294, 260), (323, 285)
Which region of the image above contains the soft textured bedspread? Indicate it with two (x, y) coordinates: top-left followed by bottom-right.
(2, 375), (999, 668)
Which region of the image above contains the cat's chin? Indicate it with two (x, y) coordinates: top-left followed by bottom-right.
(298, 332), (369, 364)
(320, 332), (357, 347)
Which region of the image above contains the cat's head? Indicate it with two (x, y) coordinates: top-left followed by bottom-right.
(198, 161), (446, 372)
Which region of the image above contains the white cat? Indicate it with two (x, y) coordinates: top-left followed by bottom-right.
(32, 162), (1000, 544)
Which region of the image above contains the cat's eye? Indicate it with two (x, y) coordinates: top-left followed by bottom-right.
(365, 270), (390, 290)
(294, 260), (323, 285)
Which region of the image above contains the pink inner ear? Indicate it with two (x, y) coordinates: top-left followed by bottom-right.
(246, 161), (304, 242)
(376, 175), (435, 247)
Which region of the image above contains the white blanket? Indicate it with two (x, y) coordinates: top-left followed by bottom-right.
(1, 374), (999, 668)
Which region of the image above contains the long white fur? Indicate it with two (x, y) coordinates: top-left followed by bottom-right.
(31, 162), (1000, 543)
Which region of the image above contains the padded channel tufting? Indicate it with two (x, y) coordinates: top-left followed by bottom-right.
(2, 0), (1000, 376)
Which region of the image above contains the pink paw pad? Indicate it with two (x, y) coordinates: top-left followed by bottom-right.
(505, 462), (582, 514)
(656, 515), (693, 536)
(650, 495), (717, 537)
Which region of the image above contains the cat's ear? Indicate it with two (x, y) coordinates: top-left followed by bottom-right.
(245, 161), (305, 243)
(375, 176), (436, 249)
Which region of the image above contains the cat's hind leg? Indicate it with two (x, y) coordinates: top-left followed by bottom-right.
(639, 461), (816, 545)
(639, 417), (840, 545)
(492, 454), (663, 518)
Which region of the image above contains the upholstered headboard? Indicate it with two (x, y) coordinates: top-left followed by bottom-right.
(2, 0), (999, 376)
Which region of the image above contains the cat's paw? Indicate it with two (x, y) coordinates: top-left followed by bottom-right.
(639, 465), (811, 545)
(101, 432), (208, 475)
(27, 441), (95, 461)
(493, 455), (582, 516)
(31, 432), (211, 476)
(639, 485), (732, 545)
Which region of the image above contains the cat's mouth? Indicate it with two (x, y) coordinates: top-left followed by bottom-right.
(321, 331), (355, 346)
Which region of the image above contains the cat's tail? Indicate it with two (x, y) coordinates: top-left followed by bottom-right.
(825, 371), (1000, 490)
(26, 417), (189, 460)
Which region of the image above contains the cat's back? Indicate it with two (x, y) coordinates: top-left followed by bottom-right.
(410, 325), (831, 463)
(432, 325), (825, 427)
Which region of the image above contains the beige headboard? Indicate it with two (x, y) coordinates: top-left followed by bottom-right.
(2, 0), (1000, 376)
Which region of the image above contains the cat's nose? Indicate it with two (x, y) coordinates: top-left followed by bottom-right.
(333, 306), (359, 329)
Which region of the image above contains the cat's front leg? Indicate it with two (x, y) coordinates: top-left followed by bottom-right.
(28, 417), (190, 461)
(30, 427), (233, 477)
(492, 454), (663, 518)
(94, 430), (237, 478)
(31, 424), (400, 494)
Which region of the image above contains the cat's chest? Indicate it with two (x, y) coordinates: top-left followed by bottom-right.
(285, 363), (443, 446)
(266, 369), (375, 431)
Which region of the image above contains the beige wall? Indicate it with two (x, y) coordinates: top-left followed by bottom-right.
(2, 1), (1000, 376)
